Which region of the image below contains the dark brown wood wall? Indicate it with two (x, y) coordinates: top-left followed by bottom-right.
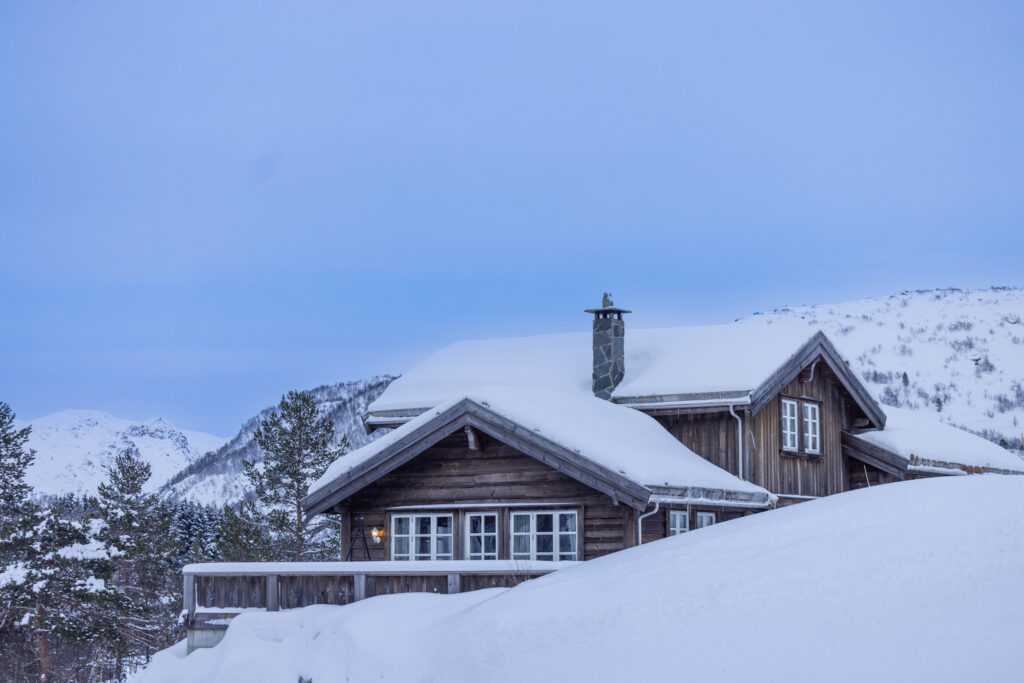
(335, 431), (633, 561)
(638, 507), (748, 545)
(649, 358), (866, 500)
(750, 363), (860, 497)
(650, 412), (742, 477)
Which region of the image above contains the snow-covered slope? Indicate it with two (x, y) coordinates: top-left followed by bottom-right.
(159, 377), (395, 505)
(739, 287), (1024, 452)
(19, 410), (227, 499)
(132, 474), (1024, 683)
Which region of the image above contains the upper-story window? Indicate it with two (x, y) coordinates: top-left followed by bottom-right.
(782, 398), (822, 455)
(781, 399), (800, 451)
(803, 403), (821, 454)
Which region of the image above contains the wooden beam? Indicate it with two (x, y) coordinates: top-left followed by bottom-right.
(465, 425), (482, 451)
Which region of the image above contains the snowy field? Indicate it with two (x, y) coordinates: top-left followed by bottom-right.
(134, 474), (1024, 682)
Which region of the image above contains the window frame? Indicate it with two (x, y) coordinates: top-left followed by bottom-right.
(668, 509), (689, 536)
(390, 512), (454, 561)
(464, 511), (499, 560)
(696, 511), (716, 529)
(781, 398), (800, 452)
(803, 402), (821, 454)
(510, 510), (579, 562)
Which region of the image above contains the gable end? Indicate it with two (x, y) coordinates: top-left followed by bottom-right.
(750, 331), (886, 429)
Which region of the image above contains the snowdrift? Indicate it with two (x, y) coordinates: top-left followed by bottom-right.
(134, 475), (1024, 682)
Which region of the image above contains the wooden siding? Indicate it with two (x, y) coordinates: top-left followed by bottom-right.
(846, 459), (900, 490)
(750, 362), (861, 497)
(333, 430), (631, 561)
(638, 507), (748, 545)
(648, 356), (869, 500)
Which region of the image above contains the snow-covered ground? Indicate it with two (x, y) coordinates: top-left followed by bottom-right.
(18, 410), (227, 498)
(133, 474), (1024, 682)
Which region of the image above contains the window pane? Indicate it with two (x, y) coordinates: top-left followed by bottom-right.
(537, 553), (553, 561)
(416, 537), (431, 554)
(436, 537), (452, 557)
(436, 516), (452, 534)
(417, 517), (431, 535)
(394, 538), (409, 556)
(484, 536), (496, 554)
(536, 514), (553, 533)
(536, 535), (553, 553)
(513, 514), (530, 533)
(469, 516), (482, 534)
(559, 535), (575, 553)
(559, 513), (576, 532)
(513, 535), (530, 554)
(470, 537), (482, 554)
(393, 517), (409, 535)
(484, 516), (496, 533)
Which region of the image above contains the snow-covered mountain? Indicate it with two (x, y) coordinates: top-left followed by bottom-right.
(159, 377), (395, 505)
(19, 410), (228, 499)
(738, 287), (1024, 453)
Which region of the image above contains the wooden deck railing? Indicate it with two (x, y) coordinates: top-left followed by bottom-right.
(183, 560), (574, 625)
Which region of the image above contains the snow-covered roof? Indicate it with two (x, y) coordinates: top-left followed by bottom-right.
(307, 386), (771, 512)
(369, 322), (824, 413)
(850, 407), (1024, 474)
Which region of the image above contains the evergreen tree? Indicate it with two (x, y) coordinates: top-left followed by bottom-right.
(217, 500), (274, 562)
(0, 402), (37, 566)
(95, 449), (178, 675)
(244, 390), (346, 560)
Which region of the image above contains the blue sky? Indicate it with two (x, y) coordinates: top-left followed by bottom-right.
(1, 1), (1022, 436)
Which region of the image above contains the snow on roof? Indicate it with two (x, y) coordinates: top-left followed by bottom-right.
(310, 386), (769, 499)
(851, 407), (1024, 473)
(369, 322), (819, 412)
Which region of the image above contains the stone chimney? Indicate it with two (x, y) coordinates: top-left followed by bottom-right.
(585, 293), (631, 400)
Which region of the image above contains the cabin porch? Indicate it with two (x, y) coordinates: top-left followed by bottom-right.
(182, 560), (572, 653)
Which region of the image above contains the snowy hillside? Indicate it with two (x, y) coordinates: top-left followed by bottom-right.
(19, 410), (227, 499)
(740, 287), (1024, 452)
(132, 474), (1024, 682)
(159, 377), (395, 505)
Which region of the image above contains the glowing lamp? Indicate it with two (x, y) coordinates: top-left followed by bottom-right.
(371, 527), (384, 544)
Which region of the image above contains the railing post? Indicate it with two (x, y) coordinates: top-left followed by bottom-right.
(266, 574), (279, 612)
(354, 574), (366, 602)
(447, 573), (461, 594)
(183, 572), (195, 624)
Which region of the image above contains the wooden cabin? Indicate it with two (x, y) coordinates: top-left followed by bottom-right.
(312, 296), (1024, 560)
(184, 297), (1024, 651)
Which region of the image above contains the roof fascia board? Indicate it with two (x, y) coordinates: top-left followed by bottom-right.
(304, 400), (475, 516)
(461, 404), (651, 510)
(840, 432), (908, 479)
(750, 331), (887, 429)
(305, 398), (654, 516)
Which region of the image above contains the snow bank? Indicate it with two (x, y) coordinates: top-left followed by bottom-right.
(853, 407), (1024, 473)
(310, 386), (769, 498)
(369, 323), (817, 412)
(136, 475), (1024, 683)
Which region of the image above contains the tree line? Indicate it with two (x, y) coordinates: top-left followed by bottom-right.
(0, 391), (347, 682)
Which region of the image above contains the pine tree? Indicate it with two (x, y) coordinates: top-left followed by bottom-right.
(0, 402), (37, 566)
(217, 500), (274, 562)
(244, 390), (347, 561)
(96, 449), (178, 675)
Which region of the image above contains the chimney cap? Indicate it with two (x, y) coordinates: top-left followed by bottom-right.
(585, 292), (631, 315)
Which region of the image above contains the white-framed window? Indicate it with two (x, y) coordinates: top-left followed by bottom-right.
(391, 513), (453, 561)
(465, 512), (498, 560)
(696, 512), (716, 529)
(511, 510), (578, 561)
(669, 510), (689, 536)
(781, 399), (799, 451)
(803, 402), (821, 454)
